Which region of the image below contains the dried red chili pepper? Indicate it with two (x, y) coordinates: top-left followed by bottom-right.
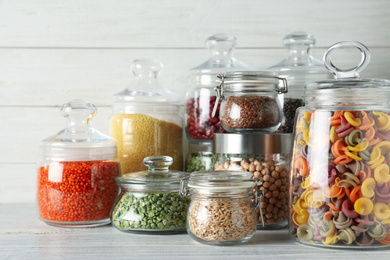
(37, 160), (119, 223)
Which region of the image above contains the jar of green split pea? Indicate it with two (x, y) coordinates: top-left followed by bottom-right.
(111, 156), (190, 234)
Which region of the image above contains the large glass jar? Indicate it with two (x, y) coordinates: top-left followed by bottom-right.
(268, 32), (334, 133)
(213, 71), (288, 133)
(290, 41), (390, 249)
(111, 156), (190, 234)
(213, 133), (292, 229)
(185, 141), (215, 172)
(37, 100), (119, 227)
(180, 171), (260, 245)
(185, 34), (253, 141)
(110, 59), (183, 174)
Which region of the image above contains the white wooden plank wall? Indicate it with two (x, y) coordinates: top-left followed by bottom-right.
(1, 0), (390, 203)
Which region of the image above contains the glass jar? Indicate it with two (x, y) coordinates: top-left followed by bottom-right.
(37, 100), (119, 227)
(180, 171), (261, 245)
(185, 141), (215, 172)
(213, 71), (288, 133)
(290, 41), (390, 249)
(185, 34), (254, 141)
(268, 32), (334, 133)
(110, 59), (183, 174)
(213, 133), (292, 229)
(111, 156), (190, 234)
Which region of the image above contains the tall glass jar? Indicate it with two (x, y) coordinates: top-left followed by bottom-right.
(110, 59), (183, 174)
(180, 171), (261, 245)
(213, 71), (288, 133)
(213, 133), (292, 229)
(268, 32), (334, 133)
(111, 156), (190, 234)
(185, 34), (253, 141)
(185, 141), (215, 172)
(290, 41), (390, 249)
(37, 100), (119, 227)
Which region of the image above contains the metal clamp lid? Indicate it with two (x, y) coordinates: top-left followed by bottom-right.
(323, 41), (371, 79)
(211, 73), (288, 118)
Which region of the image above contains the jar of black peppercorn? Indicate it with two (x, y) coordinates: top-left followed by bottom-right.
(268, 32), (334, 133)
(213, 71), (288, 133)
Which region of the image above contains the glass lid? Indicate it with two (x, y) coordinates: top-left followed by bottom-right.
(268, 32), (334, 87)
(117, 156), (188, 187)
(188, 34), (254, 84)
(39, 99), (117, 161)
(113, 59), (180, 104)
(305, 41), (390, 90)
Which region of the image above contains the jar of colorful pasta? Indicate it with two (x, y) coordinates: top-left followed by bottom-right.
(110, 59), (183, 174)
(290, 41), (390, 248)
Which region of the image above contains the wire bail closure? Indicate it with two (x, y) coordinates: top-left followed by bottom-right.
(211, 74), (225, 118)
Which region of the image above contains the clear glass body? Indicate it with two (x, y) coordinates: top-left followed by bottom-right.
(37, 159), (119, 227)
(187, 196), (256, 245)
(219, 91), (282, 133)
(185, 141), (215, 172)
(290, 41), (390, 249)
(110, 59), (183, 174)
(214, 153), (290, 229)
(185, 34), (253, 141)
(111, 156), (190, 233)
(268, 32), (334, 133)
(37, 100), (119, 227)
(111, 189), (190, 234)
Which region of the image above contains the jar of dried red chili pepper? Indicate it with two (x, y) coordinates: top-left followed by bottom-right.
(185, 34), (254, 141)
(37, 100), (120, 227)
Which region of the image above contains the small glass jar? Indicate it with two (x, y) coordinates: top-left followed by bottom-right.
(180, 171), (261, 245)
(111, 156), (190, 234)
(185, 141), (215, 172)
(110, 59), (183, 174)
(185, 34), (254, 141)
(213, 71), (288, 133)
(213, 133), (292, 229)
(37, 100), (119, 227)
(268, 32), (334, 133)
(290, 41), (390, 249)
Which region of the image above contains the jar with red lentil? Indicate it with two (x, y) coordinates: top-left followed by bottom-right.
(185, 34), (253, 142)
(110, 59), (183, 174)
(213, 71), (288, 133)
(213, 132), (292, 229)
(37, 100), (120, 227)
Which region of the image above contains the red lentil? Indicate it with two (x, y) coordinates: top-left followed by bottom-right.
(37, 160), (119, 222)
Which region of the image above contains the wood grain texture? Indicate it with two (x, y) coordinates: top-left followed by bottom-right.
(0, 48), (389, 107)
(0, 0), (389, 48)
(1, 204), (390, 259)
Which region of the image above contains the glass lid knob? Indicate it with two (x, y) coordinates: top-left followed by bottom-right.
(60, 99), (96, 135)
(323, 41), (371, 79)
(143, 156), (173, 172)
(131, 59), (163, 78)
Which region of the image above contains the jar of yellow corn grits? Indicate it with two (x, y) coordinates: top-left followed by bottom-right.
(110, 59), (183, 174)
(290, 41), (390, 249)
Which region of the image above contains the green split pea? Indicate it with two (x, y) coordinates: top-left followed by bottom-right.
(112, 192), (190, 231)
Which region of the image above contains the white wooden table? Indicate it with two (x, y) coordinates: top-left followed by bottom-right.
(1, 204), (390, 259)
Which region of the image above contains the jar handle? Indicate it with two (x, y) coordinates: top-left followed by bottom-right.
(323, 41), (371, 79)
(254, 179), (265, 227)
(211, 74), (225, 118)
(179, 176), (190, 197)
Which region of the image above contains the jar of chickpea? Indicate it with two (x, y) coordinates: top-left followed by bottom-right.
(213, 133), (292, 229)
